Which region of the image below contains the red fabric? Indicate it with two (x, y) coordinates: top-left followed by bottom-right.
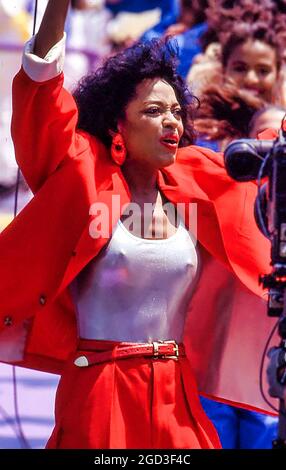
(258, 129), (279, 140)
(0, 68), (278, 416)
(46, 340), (221, 449)
(75, 339), (185, 364)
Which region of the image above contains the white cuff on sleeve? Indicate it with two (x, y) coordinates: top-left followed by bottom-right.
(22, 33), (66, 82)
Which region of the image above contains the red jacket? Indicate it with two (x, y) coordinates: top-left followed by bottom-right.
(0, 68), (277, 412)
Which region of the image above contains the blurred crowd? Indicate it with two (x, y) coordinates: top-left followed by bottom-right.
(1, 0), (286, 448)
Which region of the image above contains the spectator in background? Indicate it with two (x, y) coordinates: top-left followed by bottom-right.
(142, 1), (209, 78)
(187, 4), (286, 448)
(188, 2), (286, 153)
(0, 1), (31, 192)
(67, 0), (112, 82)
(105, 0), (179, 50)
(189, 4), (286, 448)
(248, 105), (286, 138)
(187, 0), (286, 101)
(194, 81), (263, 150)
(105, 0), (179, 18)
(221, 27), (285, 106)
(193, 14), (286, 147)
(194, 85), (282, 449)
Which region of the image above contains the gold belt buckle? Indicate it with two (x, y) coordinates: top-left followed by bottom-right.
(152, 341), (160, 358)
(152, 340), (179, 360)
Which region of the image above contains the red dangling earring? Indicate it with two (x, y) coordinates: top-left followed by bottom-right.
(111, 133), (127, 165)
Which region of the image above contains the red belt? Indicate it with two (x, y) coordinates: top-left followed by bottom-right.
(74, 339), (185, 367)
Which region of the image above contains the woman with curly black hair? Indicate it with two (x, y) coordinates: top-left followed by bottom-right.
(0, 0), (277, 448)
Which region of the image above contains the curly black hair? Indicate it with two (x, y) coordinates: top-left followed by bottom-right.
(73, 39), (197, 148)
(201, 0), (284, 56)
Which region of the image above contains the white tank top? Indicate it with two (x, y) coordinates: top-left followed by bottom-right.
(71, 219), (199, 342)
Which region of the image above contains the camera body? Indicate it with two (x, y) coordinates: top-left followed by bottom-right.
(224, 130), (286, 316)
(225, 130), (286, 445)
(224, 138), (273, 182)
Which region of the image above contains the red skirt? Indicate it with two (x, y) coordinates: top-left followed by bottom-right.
(46, 339), (221, 449)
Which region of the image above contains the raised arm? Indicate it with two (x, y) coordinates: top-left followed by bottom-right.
(34, 0), (70, 58)
(11, 0), (85, 194)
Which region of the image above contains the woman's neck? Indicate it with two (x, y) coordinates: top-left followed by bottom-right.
(122, 161), (158, 199)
